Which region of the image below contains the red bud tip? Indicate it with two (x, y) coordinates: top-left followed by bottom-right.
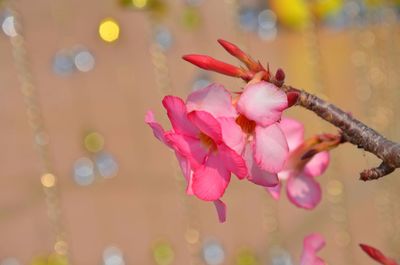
(182, 54), (245, 77)
(287, 91), (299, 107)
(275, 68), (285, 82)
(359, 244), (398, 265)
(217, 39), (260, 71)
(217, 39), (247, 58)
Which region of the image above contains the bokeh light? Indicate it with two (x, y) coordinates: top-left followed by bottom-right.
(239, 8), (259, 32)
(153, 26), (173, 51)
(1, 12), (17, 37)
(202, 240), (225, 265)
(41, 173), (56, 188)
(103, 246), (125, 265)
(73, 157), (95, 186)
(54, 240), (68, 255)
(0, 258), (20, 265)
(53, 50), (75, 76)
(74, 49), (96, 72)
(184, 228), (200, 244)
(95, 152), (119, 178)
(99, 18), (120, 43)
(327, 179), (343, 196)
(31, 254), (68, 265)
(191, 73), (212, 91)
(152, 241), (174, 265)
(84, 132), (105, 153)
(132, 0), (148, 9)
(235, 249), (259, 265)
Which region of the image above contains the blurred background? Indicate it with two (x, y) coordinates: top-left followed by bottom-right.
(0, 0), (400, 264)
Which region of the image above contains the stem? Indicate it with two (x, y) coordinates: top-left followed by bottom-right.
(284, 85), (400, 181)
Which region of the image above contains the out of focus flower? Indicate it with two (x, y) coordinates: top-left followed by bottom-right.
(267, 117), (340, 209)
(359, 244), (398, 265)
(300, 233), (326, 265)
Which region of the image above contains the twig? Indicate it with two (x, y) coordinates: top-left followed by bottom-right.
(284, 85), (400, 180)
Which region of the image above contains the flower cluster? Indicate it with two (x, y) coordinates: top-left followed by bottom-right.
(146, 39), (341, 222)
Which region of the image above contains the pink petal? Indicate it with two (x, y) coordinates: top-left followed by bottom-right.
(244, 144), (279, 187)
(165, 133), (208, 170)
(187, 111), (222, 143)
(279, 117), (305, 151)
(286, 173), (322, 209)
(277, 168), (293, 180)
(162, 96), (199, 137)
(254, 124), (289, 173)
(237, 82), (288, 127)
(304, 152), (330, 177)
(175, 152), (194, 195)
(213, 199), (227, 223)
(218, 117), (245, 155)
(192, 153), (231, 201)
(300, 233), (326, 265)
(186, 83), (237, 118)
(265, 183), (281, 200)
(303, 233), (326, 251)
(218, 144), (248, 179)
(145, 111), (169, 145)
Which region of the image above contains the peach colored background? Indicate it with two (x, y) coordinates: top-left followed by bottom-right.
(0, 0), (399, 264)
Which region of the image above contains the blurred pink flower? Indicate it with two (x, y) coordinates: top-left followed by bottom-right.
(266, 117), (334, 209)
(359, 244), (398, 265)
(300, 233), (326, 265)
(146, 94), (248, 222)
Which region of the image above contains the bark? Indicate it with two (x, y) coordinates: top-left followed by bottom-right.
(284, 85), (400, 181)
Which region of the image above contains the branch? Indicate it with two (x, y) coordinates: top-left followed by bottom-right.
(285, 85), (400, 180)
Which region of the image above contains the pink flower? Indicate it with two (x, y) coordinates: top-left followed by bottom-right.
(300, 233), (326, 265)
(359, 244), (398, 265)
(266, 117), (340, 209)
(146, 94), (248, 222)
(236, 81), (289, 187)
(186, 82), (289, 188)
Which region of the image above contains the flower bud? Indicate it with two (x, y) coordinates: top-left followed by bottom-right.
(287, 91), (299, 107)
(182, 54), (245, 77)
(217, 39), (260, 71)
(274, 68), (285, 87)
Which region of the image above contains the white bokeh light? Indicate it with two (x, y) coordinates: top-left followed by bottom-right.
(73, 157), (95, 186)
(103, 246), (125, 265)
(74, 50), (95, 72)
(1, 15), (17, 37)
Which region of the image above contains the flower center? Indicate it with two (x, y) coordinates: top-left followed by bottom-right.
(235, 114), (256, 134)
(199, 132), (217, 151)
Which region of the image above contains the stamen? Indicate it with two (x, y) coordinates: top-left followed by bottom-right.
(199, 133), (217, 151)
(236, 114), (256, 134)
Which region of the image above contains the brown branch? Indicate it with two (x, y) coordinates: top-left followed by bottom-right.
(284, 85), (400, 180)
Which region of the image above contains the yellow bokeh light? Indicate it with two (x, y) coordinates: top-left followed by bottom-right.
(84, 132), (104, 153)
(184, 228), (199, 244)
(236, 249), (259, 265)
(54, 240), (68, 255)
(327, 179), (343, 196)
(270, 0), (311, 29)
(152, 241), (174, 265)
(41, 173), (56, 188)
(132, 0), (148, 8)
(98, 18), (120, 43)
